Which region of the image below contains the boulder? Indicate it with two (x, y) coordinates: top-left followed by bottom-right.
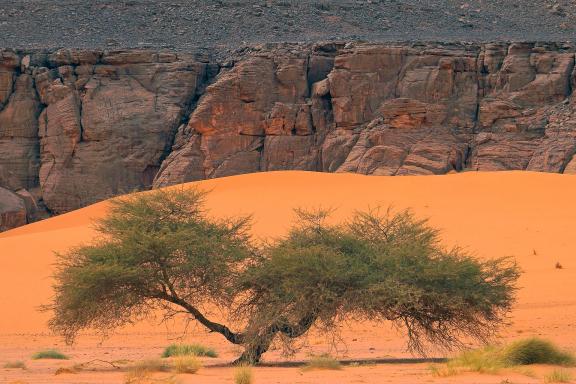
(0, 187), (26, 232)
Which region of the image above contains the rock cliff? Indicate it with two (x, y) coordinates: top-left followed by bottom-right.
(1, 42), (576, 230)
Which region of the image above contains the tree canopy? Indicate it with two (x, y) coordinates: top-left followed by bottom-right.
(48, 188), (520, 363)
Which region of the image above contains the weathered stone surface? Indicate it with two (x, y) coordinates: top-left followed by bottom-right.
(155, 47), (336, 185)
(0, 72), (41, 191)
(0, 186), (26, 231)
(0, 50), (19, 107)
(2, 42), (576, 231)
(33, 50), (208, 213)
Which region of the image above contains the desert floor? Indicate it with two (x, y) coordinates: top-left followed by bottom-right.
(1, 171), (575, 383)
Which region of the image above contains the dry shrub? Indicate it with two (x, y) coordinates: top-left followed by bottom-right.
(545, 369), (573, 383)
(173, 356), (201, 374)
(54, 367), (78, 375)
(3, 361), (26, 369)
(125, 359), (174, 384)
(234, 365), (253, 384)
(304, 354), (341, 370)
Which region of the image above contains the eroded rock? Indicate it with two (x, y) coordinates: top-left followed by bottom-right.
(2, 42), (576, 231)
(0, 187), (26, 232)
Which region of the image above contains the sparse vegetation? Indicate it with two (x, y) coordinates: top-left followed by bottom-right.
(48, 189), (520, 364)
(162, 343), (217, 358)
(304, 354), (342, 370)
(129, 359), (170, 374)
(124, 371), (178, 384)
(32, 350), (69, 360)
(429, 363), (461, 377)
(173, 356), (201, 374)
(125, 359), (173, 384)
(234, 365), (253, 384)
(3, 361), (26, 369)
(430, 338), (575, 377)
(545, 369), (573, 383)
(502, 338), (575, 366)
(54, 367), (78, 375)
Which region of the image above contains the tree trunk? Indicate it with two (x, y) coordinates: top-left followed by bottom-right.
(234, 333), (276, 365)
(233, 315), (317, 364)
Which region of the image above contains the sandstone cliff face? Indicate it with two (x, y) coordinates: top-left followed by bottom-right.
(1, 42), (576, 231)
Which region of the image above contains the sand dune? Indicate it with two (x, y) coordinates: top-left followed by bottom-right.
(1, 171), (575, 383)
(2, 170), (576, 332)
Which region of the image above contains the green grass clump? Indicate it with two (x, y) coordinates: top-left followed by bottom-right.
(501, 338), (575, 366)
(545, 369), (573, 383)
(3, 361), (26, 369)
(430, 338), (575, 377)
(31, 350), (69, 360)
(161, 343), (218, 358)
(173, 356), (201, 374)
(304, 354), (342, 371)
(234, 365), (253, 384)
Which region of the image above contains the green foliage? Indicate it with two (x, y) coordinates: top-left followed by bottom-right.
(545, 369), (573, 383)
(304, 354), (342, 370)
(173, 356), (201, 374)
(237, 207), (520, 354)
(48, 188), (253, 344)
(234, 365), (253, 384)
(32, 350), (69, 360)
(48, 189), (520, 362)
(3, 361), (26, 369)
(161, 344), (217, 358)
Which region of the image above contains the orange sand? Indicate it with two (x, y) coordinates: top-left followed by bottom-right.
(1, 171), (575, 383)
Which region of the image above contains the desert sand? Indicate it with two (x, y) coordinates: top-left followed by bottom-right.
(1, 171), (575, 384)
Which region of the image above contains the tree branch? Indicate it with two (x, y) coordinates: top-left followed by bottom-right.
(275, 313), (317, 338)
(156, 292), (244, 344)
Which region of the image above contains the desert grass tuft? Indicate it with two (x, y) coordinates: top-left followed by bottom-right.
(129, 359), (170, 374)
(124, 371), (179, 384)
(54, 367), (78, 375)
(3, 361), (26, 369)
(304, 354), (342, 371)
(32, 350), (69, 360)
(234, 365), (253, 384)
(125, 359), (175, 384)
(430, 338), (575, 377)
(173, 356), (202, 374)
(449, 345), (504, 374)
(501, 338), (575, 366)
(545, 369), (573, 383)
(428, 363), (462, 377)
(161, 343), (217, 358)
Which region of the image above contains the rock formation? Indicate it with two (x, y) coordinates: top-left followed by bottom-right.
(1, 42), (576, 231)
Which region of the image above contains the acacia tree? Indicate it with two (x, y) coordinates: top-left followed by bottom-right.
(48, 189), (520, 364)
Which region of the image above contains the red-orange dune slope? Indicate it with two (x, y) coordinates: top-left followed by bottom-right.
(1, 170), (575, 347)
